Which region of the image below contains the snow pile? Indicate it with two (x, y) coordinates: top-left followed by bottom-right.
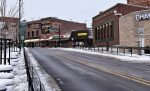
(13, 49), (28, 91)
(60, 48), (150, 63)
(0, 47), (28, 91)
(0, 82), (6, 90)
(0, 65), (13, 71)
(0, 73), (14, 79)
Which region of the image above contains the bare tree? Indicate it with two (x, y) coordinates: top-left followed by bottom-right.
(0, 0), (24, 41)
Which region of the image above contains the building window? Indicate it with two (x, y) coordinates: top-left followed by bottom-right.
(99, 26), (102, 40)
(28, 32), (30, 37)
(36, 31), (39, 36)
(32, 31), (34, 37)
(103, 25), (106, 39)
(95, 28), (98, 40)
(110, 22), (114, 38)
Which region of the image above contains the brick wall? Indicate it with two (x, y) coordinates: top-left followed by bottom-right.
(25, 20), (42, 39)
(25, 17), (86, 40)
(127, 0), (149, 4)
(127, 0), (150, 7)
(119, 9), (150, 47)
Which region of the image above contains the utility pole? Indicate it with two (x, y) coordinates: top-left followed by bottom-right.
(58, 25), (61, 47)
(18, 0), (21, 50)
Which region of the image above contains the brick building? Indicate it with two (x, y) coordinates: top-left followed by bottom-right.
(0, 17), (19, 41)
(24, 17), (86, 47)
(127, 0), (150, 7)
(92, 3), (148, 46)
(119, 9), (150, 47)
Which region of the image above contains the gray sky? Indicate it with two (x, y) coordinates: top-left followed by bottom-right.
(8, 0), (127, 27)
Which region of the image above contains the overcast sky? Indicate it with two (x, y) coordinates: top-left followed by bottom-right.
(8, 0), (127, 27)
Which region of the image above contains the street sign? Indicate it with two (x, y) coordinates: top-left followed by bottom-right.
(21, 36), (24, 40)
(138, 28), (144, 35)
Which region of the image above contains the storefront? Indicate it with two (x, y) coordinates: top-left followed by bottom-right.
(70, 30), (93, 47)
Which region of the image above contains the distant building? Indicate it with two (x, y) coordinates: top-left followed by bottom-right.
(20, 20), (27, 46)
(0, 17), (19, 41)
(24, 17), (86, 47)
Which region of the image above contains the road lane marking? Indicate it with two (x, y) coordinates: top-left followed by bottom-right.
(53, 53), (150, 87)
(40, 49), (150, 87)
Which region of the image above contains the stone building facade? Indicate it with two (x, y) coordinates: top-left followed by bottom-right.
(119, 9), (150, 47)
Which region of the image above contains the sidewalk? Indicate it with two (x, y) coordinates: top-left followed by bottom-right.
(0, 48), (28, 91)
(59, 48), (150, 63)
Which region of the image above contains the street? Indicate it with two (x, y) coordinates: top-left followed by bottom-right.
(29, 47), (150, 91)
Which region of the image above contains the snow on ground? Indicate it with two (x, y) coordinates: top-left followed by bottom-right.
(59, 48), (150, 63)
(0, 47), (28, 91)
(13, 48), (28, 91)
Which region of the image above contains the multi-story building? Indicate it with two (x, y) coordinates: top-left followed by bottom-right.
(24, 20), (42, 47)
(92, 3), (148, 47)
(24, 17), (86, 47)
(0, 17), (19, 41)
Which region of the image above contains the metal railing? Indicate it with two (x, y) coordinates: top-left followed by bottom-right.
(0, 38), (12, 65)
(74, 45), (150, 56)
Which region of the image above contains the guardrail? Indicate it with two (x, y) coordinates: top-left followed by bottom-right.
(74, 45), (150, 56)
(24, 48), (61, 91)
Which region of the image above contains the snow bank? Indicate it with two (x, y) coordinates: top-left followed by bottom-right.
(0, 65), (13, 71)
(13, 48), (28, 91)
(0, 82), (6, 90)
(59, 48), (150, 63)
(0, 73), (14, 79)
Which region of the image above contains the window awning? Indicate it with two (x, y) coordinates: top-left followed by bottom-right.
(24, 39), (39, 43)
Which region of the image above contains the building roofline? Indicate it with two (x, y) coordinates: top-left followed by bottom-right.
(121, 9), (150, 18)
(93, 3), (149, 19)
(40, 17), (86, 25)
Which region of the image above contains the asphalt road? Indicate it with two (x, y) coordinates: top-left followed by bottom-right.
(29, 47), (150, 91)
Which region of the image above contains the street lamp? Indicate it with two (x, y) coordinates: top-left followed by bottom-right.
(114, 10), (122, 17)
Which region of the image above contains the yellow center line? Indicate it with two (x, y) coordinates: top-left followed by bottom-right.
(54, 53), (150, 87)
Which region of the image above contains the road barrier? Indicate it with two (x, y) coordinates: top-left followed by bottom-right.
(24, 48), (61, 91)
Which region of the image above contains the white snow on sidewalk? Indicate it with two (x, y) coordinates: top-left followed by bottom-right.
(13, 48), (28, 91)
(59, 48), (150, 63)
(0, 47), (28, 91)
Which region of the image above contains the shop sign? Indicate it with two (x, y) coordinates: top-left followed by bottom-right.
(77, 33), (87, 36)
(136, 13), (150, 20)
